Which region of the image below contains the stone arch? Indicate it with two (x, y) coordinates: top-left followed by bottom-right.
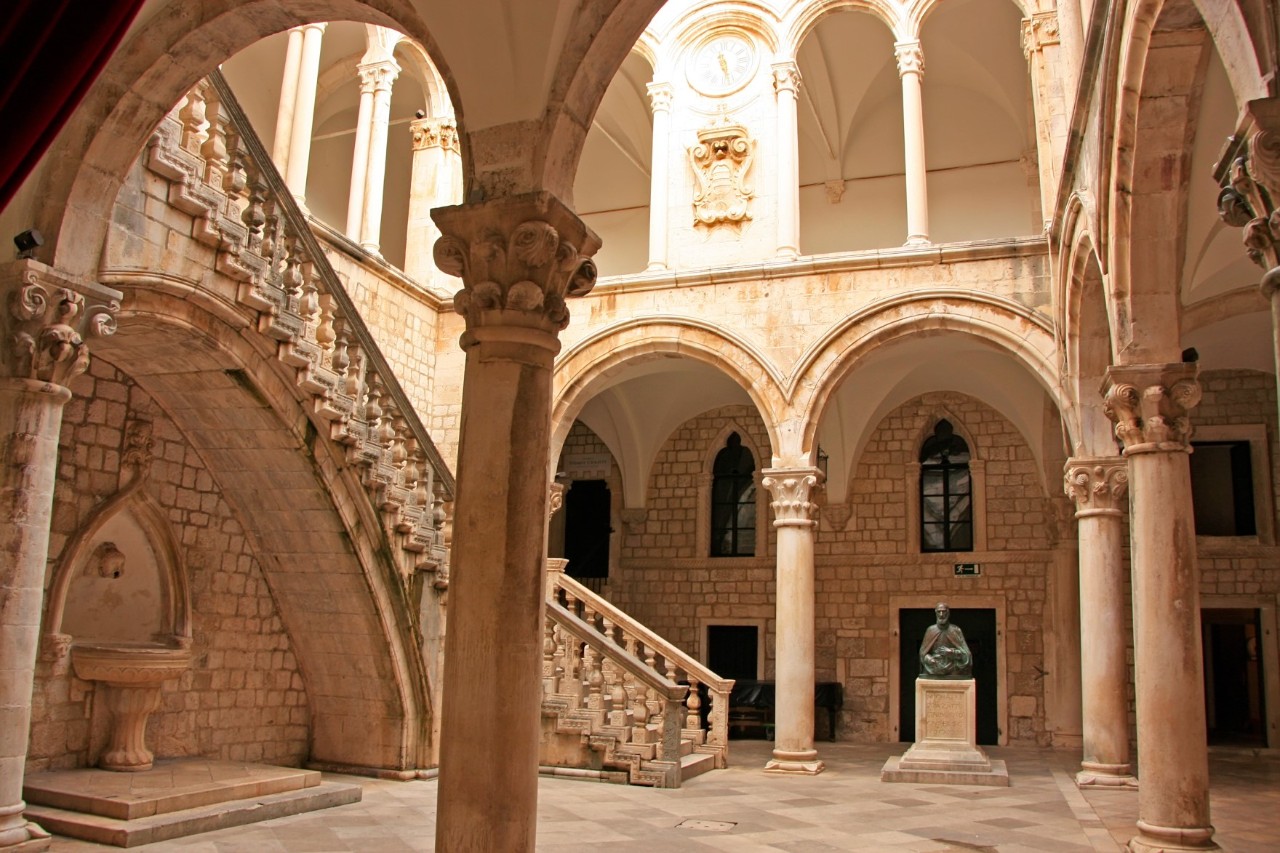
(1190, 0), (1270, 108)
(1060, 213), (1119, 457)
(910, 0), (1032, 35)
(791, 291), (1062, 462)
(552, 316), (788, 464)
(32, 0), (442, 282)
(783, 0), (900, 52)
(87, 280), (432, 771)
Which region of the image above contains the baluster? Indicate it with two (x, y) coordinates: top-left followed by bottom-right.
(390, 412), (408, 470)
(542, 618), (557, 692)
(330, 319), (350, 375)
(607, 662), (629, 727)
(299, 265), (320, 327)
(552, 625), (567, 691)
(200, 90), (230, 187)
(282, 237), (305, 302)
(646, 686), (663, 735)
(223, 130), (249, 201)
(177, 81), (210, 154)
(600, 614), (615, 646)
(563, 635), (582, 700)
(343, 338), (363, 398)
(582, 601), (598, 634)
(685, 675), (701, 731)
(628, 675), (650, 729)
(242, 165), (267, 251)
(583, 644), (603, 712)
(315, 294), (337, 350)
(364, 375), (384, 436)
(401, 430), (420, 493)
(259, 196), (279, 258)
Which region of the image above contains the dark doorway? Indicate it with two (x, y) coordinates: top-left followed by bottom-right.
(707, 624), (759, 681)
(564, 480), (611, 582)
(899, 607), (998, 744)
(1202, 608), (1267, 746)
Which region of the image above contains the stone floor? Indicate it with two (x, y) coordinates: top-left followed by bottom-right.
(46, 741), (1280, 851)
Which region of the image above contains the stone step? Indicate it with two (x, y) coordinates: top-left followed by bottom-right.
(679, 751), (717, 783)
(25, 780), (361, 848)
(24, 760), (322, 820)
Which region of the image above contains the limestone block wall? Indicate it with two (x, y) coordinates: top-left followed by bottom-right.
(26, 359), (309, 773)
(600, 393), (1056, 746)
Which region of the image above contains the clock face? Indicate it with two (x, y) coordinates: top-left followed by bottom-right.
(688, 34), (757, 96)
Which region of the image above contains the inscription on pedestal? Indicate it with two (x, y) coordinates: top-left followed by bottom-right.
(924, 690), (966, 740)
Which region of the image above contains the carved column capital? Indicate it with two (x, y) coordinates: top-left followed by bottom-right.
(411, 116), (460, 154)
(1102, 364), (1201, 454)
(1021, 11), (1061, 59)
(647, 82), (673, 114)
(548, 481), (565, 519)
(1215, 97), (1280, 281)
(432, 192), (601, 342)
(358, 58), (401, 94)
(772, 61), (801, 97)
(1, 260), (121, 387)
(1064, 457), (1129, 517)
(894, 40), (924, 78)
(761, 467), (824, 528)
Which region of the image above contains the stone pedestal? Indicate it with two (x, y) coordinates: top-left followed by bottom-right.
(882, 679), (1008, 786)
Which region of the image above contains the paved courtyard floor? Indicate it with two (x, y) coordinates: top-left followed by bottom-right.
(48, 740), (1280, 851)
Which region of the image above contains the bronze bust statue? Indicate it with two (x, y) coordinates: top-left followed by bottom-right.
(919, 602), (972, 679)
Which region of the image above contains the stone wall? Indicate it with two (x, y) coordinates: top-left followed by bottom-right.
(27, 358), (309, 773)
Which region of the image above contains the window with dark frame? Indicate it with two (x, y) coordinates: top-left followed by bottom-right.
(1190, 440), (1256, 537)
(920, 419), (973, 552)
(711, 432), (756, 557)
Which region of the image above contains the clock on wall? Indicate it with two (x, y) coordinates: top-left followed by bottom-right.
(687, 33), (758, 97)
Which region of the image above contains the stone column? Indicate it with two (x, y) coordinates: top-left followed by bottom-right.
(0, 261), (119, 850)
(772, 62), (802, 259)
(271, 26), (305, 171)
(645, 83), (673, 272)
(431, 193), (600, 852)
(358, 58), (401, 255)
(1064, 457), (1137, 788)
(344, 81), (375, 240)
(761, 467), (824, 775)
(895, 40), (930, 247)
(284, 22), (327, 202)
(405, 118), (462, 286)
(1103, 364), (1217, 852)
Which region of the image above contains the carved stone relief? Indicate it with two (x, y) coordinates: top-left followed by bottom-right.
(689, 117), (755, 227)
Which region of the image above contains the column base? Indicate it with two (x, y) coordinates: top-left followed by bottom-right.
(903, 236), (931, 247)
(1077, 762), (1138, 789)
(0, 819), (51, 851)
(1127, 819), (1218, 852)
(644, 262), (668, 272)
(764, 749), (824, 775)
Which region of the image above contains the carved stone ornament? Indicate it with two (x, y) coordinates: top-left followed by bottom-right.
(357, 58), (400, 95)
(432, 192), (601, 335)
(411, 116), (461, 154)
(2, 260), (121, 386)
(90, 541), (127, 579)
(688, 116), (756, 227)
(1063, 458), (1129, 515)
(1215, 98), (1280, 280)
(1021, 11), (1061, 59)
(894, 41), (924, 78)
(1102, 364), (1201, 454)
(761, 468), (824, 527)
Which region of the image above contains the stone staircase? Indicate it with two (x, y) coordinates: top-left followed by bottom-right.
(540, 561), (733, 787)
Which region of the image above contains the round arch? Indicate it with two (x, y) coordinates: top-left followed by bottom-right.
(791, 291), (1063, 460)
(552, 316), (788, 467)
(1060, 220), (1118, 456)
(783, 0), (899, 53)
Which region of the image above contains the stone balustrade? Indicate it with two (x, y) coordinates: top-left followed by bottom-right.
(143, 72), (452, 589)
(551, 572), (733, 770)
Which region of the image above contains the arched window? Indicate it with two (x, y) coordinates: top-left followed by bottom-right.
(711, 432), (756, 557)
(920, 420), (973, 552)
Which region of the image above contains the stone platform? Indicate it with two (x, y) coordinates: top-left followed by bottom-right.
(23, 759), (360, 847)
(882, 677), (1009, 787)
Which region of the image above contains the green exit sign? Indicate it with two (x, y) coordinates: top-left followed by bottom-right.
(954, 563), (981, 576)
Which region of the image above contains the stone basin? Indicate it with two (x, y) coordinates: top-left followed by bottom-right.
(70, 643), (192, 771)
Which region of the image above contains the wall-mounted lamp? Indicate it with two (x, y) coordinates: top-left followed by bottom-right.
(13, 228), (43, 259)
(817, 446), (829, 478)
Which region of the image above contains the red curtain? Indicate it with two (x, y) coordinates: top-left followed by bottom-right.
(0, 0), (146, 212)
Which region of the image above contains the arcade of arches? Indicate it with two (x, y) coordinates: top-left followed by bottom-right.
(1, 1), (1278, 851)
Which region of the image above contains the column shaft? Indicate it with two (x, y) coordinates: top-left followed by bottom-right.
(271, 27), (305, 171)
(345, 86), (375, 239)
(405, 119), (462, 286)
(284, 23), (326, 200)
(896, 41), (930, 246)
(0, 381), (68, 850)
(360, 64), (399, 254)
(773, 63), (802, 259)
(645, 83), (672, 272)
(1104, 365), (1217, 852)
(1065, 459), (1136, 787)
(762, 469), (823, 775)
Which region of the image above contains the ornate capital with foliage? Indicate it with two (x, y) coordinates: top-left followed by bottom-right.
(1063, 457), (1128, 516)
(761, 467), (823, 527)
(1021, 12), (1061, 59)
(772, 61), (801, 96)
(647, 82), (673, 114)
(2, 260), (121, 387)
(894, 41), (924, 78)
(1215, 97), (1280, 288)
(411, 117), (460, 154)
(432, 192), (601, 339)
(1102, 364), (1200, 454)
(357, 58), (400, 94)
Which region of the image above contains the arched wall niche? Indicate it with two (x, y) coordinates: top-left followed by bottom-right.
(46, 489), (192, 657)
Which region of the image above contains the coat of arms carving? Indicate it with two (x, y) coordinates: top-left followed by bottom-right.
(688, 118), (755, 227)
